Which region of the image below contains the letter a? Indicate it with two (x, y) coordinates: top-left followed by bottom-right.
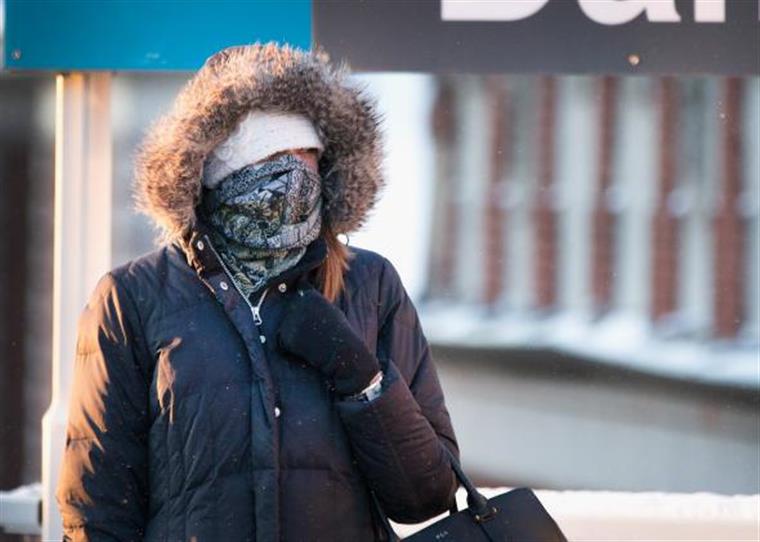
(578, 0), (681, 25)
(441, 0), (550, 21)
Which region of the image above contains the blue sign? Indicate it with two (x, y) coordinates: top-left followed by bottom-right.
(3, 0), (312, 71)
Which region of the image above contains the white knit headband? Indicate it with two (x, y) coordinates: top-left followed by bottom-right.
(202, 110), (324, 189)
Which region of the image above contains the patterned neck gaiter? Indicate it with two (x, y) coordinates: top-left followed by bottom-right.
(200, 154), (323, 299)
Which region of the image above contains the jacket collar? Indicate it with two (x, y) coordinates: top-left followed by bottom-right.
(176, 216), (329, 296)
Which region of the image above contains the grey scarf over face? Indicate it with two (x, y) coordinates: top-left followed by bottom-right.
(201, 154), (322, 299)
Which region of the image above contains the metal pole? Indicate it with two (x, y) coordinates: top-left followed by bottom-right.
(41, 71), (112, 541)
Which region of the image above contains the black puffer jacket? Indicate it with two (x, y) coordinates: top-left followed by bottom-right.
(56, 219), (460, 541)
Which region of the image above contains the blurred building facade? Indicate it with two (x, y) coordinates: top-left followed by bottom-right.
(420, 74), (759, 493)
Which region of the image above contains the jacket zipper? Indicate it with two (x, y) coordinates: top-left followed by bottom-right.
(204, 234), (270, 326)
(205, 235), (279, 423)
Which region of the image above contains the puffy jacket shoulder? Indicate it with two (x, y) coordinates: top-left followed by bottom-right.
(344, 245), (426, 383)
(108, 243), (211, 330)
(343, 245), (407, 322)
(341, 245), (385, 300)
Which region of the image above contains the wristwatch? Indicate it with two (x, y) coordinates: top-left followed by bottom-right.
(342, 371), (384, 402)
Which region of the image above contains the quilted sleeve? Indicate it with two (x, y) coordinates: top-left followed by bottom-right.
(55, 272), (151, 541)
(334, 257), (459, 524)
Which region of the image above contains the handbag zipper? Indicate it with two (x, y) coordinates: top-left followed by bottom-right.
(204, 234), (270, 326)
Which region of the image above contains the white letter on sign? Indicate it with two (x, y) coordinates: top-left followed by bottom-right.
(578, 0), (681, 25)
(694, 0), (725, 22)
(441, 0), (550, 21)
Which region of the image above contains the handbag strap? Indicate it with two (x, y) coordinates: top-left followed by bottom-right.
(439, 443), (491, 516)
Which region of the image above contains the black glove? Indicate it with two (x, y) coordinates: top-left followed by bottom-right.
(277, 275), (381, 396)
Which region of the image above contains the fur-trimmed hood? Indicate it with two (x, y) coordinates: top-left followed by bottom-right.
(133, 42), (385, 244)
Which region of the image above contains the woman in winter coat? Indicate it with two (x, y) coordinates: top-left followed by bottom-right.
(55, 42), (460, 541)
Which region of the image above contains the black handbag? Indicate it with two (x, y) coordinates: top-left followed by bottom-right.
(372, 444), (568, 542)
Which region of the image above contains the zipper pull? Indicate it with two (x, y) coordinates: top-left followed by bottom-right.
(251, 287), (269, 326)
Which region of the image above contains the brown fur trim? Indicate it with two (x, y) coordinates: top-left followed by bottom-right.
(133, 42), (385, 245)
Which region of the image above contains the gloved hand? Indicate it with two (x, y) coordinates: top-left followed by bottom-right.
(277, 275), (381, 397)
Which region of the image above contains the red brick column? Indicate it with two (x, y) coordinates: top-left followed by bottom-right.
(713, 78), (745, 339)
(591, 77), (618, 315)
(533, 77), (558, 311)
(651, 78), (680, 322)
(483, 77), (510, 307)
(428, 78), (459, 299)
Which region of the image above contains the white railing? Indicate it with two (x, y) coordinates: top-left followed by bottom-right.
(0, 484), (40, 536)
